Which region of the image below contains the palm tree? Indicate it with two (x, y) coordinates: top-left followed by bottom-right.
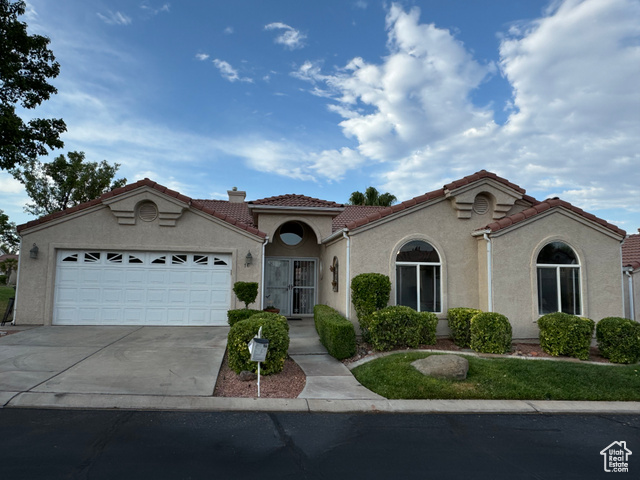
(348, 186), (397, 207)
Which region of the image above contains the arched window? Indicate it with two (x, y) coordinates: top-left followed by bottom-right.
(395, 240), (441, 313)
(536, 242), (581, 315)
(279, 221), (304, 246)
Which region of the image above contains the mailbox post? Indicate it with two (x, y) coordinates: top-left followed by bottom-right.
(248, 326), (269, 397)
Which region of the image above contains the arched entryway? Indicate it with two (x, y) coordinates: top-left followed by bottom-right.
(264, 221), (321, 317)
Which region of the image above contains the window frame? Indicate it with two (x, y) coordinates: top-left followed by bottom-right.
(395, 240), (443, 314)
(536, 242), (582, 316)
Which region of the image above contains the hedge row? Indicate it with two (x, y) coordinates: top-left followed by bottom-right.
(350, 273), (391, 341)
(447, 308), (512, 354)
(596, 317), (640, 364)
(447, 308), (482, 348)
(227, 308), (262, 326)
(313, 305), (356, 360)
(537, 312), (595, 360)
(366, 305), (437, 351)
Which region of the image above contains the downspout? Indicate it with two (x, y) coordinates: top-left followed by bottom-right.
(12, 236), (22, 325)
(625, 269), (635, 321)
(483, 233), (493, 312)
(342, 230), (350, 320)
(260, 236), (269, 309)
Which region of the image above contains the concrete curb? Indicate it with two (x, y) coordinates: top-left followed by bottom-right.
(3, 392), (639, 415)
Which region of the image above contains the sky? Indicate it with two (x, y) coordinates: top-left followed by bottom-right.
(1, 0), (639, 233)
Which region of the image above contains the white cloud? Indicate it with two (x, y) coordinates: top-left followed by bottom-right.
(97, 11), (132, 26)
(195, 53), (210, 61)
(265, 22), (307, 50)
(140, 2), (170, 15)
(212, 59), (253, 83)
(292, 0), (640, 219)
(224, 26), (234, 35)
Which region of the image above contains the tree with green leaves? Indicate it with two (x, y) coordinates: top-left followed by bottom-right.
(0, 256), (17, 284)
(0, 209), (19, 254)
(0, 0), (66, 171)
(12, 151), (127, 217)
(348, 186), (397, 207)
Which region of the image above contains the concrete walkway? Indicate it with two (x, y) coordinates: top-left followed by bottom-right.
(287, 320), (383, 400)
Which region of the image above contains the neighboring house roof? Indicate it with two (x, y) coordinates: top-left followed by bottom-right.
(482, 198), (627, 237)
(17, 178), (266, 238)
(0, 254), (18, 263)
(622, 233), (640, 270)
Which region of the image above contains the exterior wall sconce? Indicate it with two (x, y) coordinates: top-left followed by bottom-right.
(29, 243), (39, 259)
(245, 251), (253, 267)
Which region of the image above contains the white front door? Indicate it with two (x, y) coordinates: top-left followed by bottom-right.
(264, 258), (316, 316)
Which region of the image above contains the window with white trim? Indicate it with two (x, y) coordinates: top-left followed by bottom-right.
(395, 240), (442, 313)
(536, 242), (581, 315)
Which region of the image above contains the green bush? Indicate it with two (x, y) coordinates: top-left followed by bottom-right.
(469, 312), (512, 354)
(596, 317), (640, 364)
(227, 316), (290, 375)
(233, 281), (259, 308)
(227, 308), (262, 326)
(447, 308), (482, 348)
(351, 273), (391, 340)
(537, 312), (595, 360)
(313, 305), (356, 360)
(367, 306), (437, 351)
(244, 311), (289, 332)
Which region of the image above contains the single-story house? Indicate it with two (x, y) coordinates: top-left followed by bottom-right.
(622, 231), (640, 322)
(14, 170), (627, 338)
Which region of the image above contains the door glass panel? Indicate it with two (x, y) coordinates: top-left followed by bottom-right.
(265, 259), (291, 316)
(292, 260), (315, 315)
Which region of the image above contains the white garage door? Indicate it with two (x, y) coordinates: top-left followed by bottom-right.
(53, 250), (231, 326)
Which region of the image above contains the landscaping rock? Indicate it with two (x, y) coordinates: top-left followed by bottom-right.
(411, 355), (469, 380)
(239, 370), (257, 382)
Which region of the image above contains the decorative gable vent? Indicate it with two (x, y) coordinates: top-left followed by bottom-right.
(138, 202), (158, 222)
(473, 194), (490, 215)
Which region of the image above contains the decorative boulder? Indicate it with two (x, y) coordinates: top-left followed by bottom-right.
(411, 355), (469, 380)
(239, 370), (257, 382)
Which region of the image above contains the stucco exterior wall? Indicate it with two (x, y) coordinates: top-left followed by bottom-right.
(16, 199), (263, 325)
(490, 210), (624, 338)
(346, 198), (494, 335)
(255, 213), (333, 246)
(264, 221), (322, 258)
(318, 236), (348, 317)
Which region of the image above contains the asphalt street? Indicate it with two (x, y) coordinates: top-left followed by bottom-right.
(0, 409), (638, 479)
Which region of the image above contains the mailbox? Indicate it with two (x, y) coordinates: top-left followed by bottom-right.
(248, 337), (269, 362)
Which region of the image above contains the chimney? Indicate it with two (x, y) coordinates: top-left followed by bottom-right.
(228, 188), (246, 203)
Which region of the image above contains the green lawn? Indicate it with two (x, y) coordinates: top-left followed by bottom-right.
(0, 285), (15, 321)
(352, 352), (640, 401)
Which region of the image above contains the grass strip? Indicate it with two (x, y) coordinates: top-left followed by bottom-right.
(0, 286), (14, 319)
(352, 351), (640, 401)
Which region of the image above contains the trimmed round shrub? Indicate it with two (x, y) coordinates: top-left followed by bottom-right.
(448, 307), (482, 348)
(367, 305), (438, 351)
(244, 311), (289, 332)
(233, 281), (259, 308)
(227, 308), (262, 326)
(470, 312), (512, 354)
(596, 317), (640, 364)
(227, 316), (290, 375)
(313, 305), (356, 360)
(351, 273), (391, 341)
(537, 312), (595, 360)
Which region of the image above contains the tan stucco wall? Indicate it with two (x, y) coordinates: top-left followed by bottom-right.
(16, 196), (264, 325)
(265, 221), (322, 258)
(318, 236), (348, 316)
(344, 198), (494, 335)
(255, 213), (333, 246)
(490, 210), (624, 338)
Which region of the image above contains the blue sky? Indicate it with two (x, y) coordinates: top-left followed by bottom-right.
(2, 0), (639, 233)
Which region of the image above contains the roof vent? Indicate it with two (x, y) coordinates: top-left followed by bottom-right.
(138, 201), (158, 222)
(473, 194), (490, 215)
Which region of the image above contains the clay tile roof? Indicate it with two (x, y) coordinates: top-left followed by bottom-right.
(444, 169), (527, 195)
(17, 178), (267, 238)
(482, 199), (626, 237)
(622, 234), (640, 270)
(332, 206), (387, 232)
(0, 254), (19, 263)
(249, 194), (344, 209)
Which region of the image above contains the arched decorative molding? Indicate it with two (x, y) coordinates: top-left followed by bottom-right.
(269, 217), (324, 245)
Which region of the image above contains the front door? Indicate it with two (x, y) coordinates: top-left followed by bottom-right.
(264, 258), (316, 316)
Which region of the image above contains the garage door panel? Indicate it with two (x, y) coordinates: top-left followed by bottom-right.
(54, 250), (231, 326)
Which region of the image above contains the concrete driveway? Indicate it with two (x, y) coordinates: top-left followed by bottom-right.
(0, 326), (229, 403)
